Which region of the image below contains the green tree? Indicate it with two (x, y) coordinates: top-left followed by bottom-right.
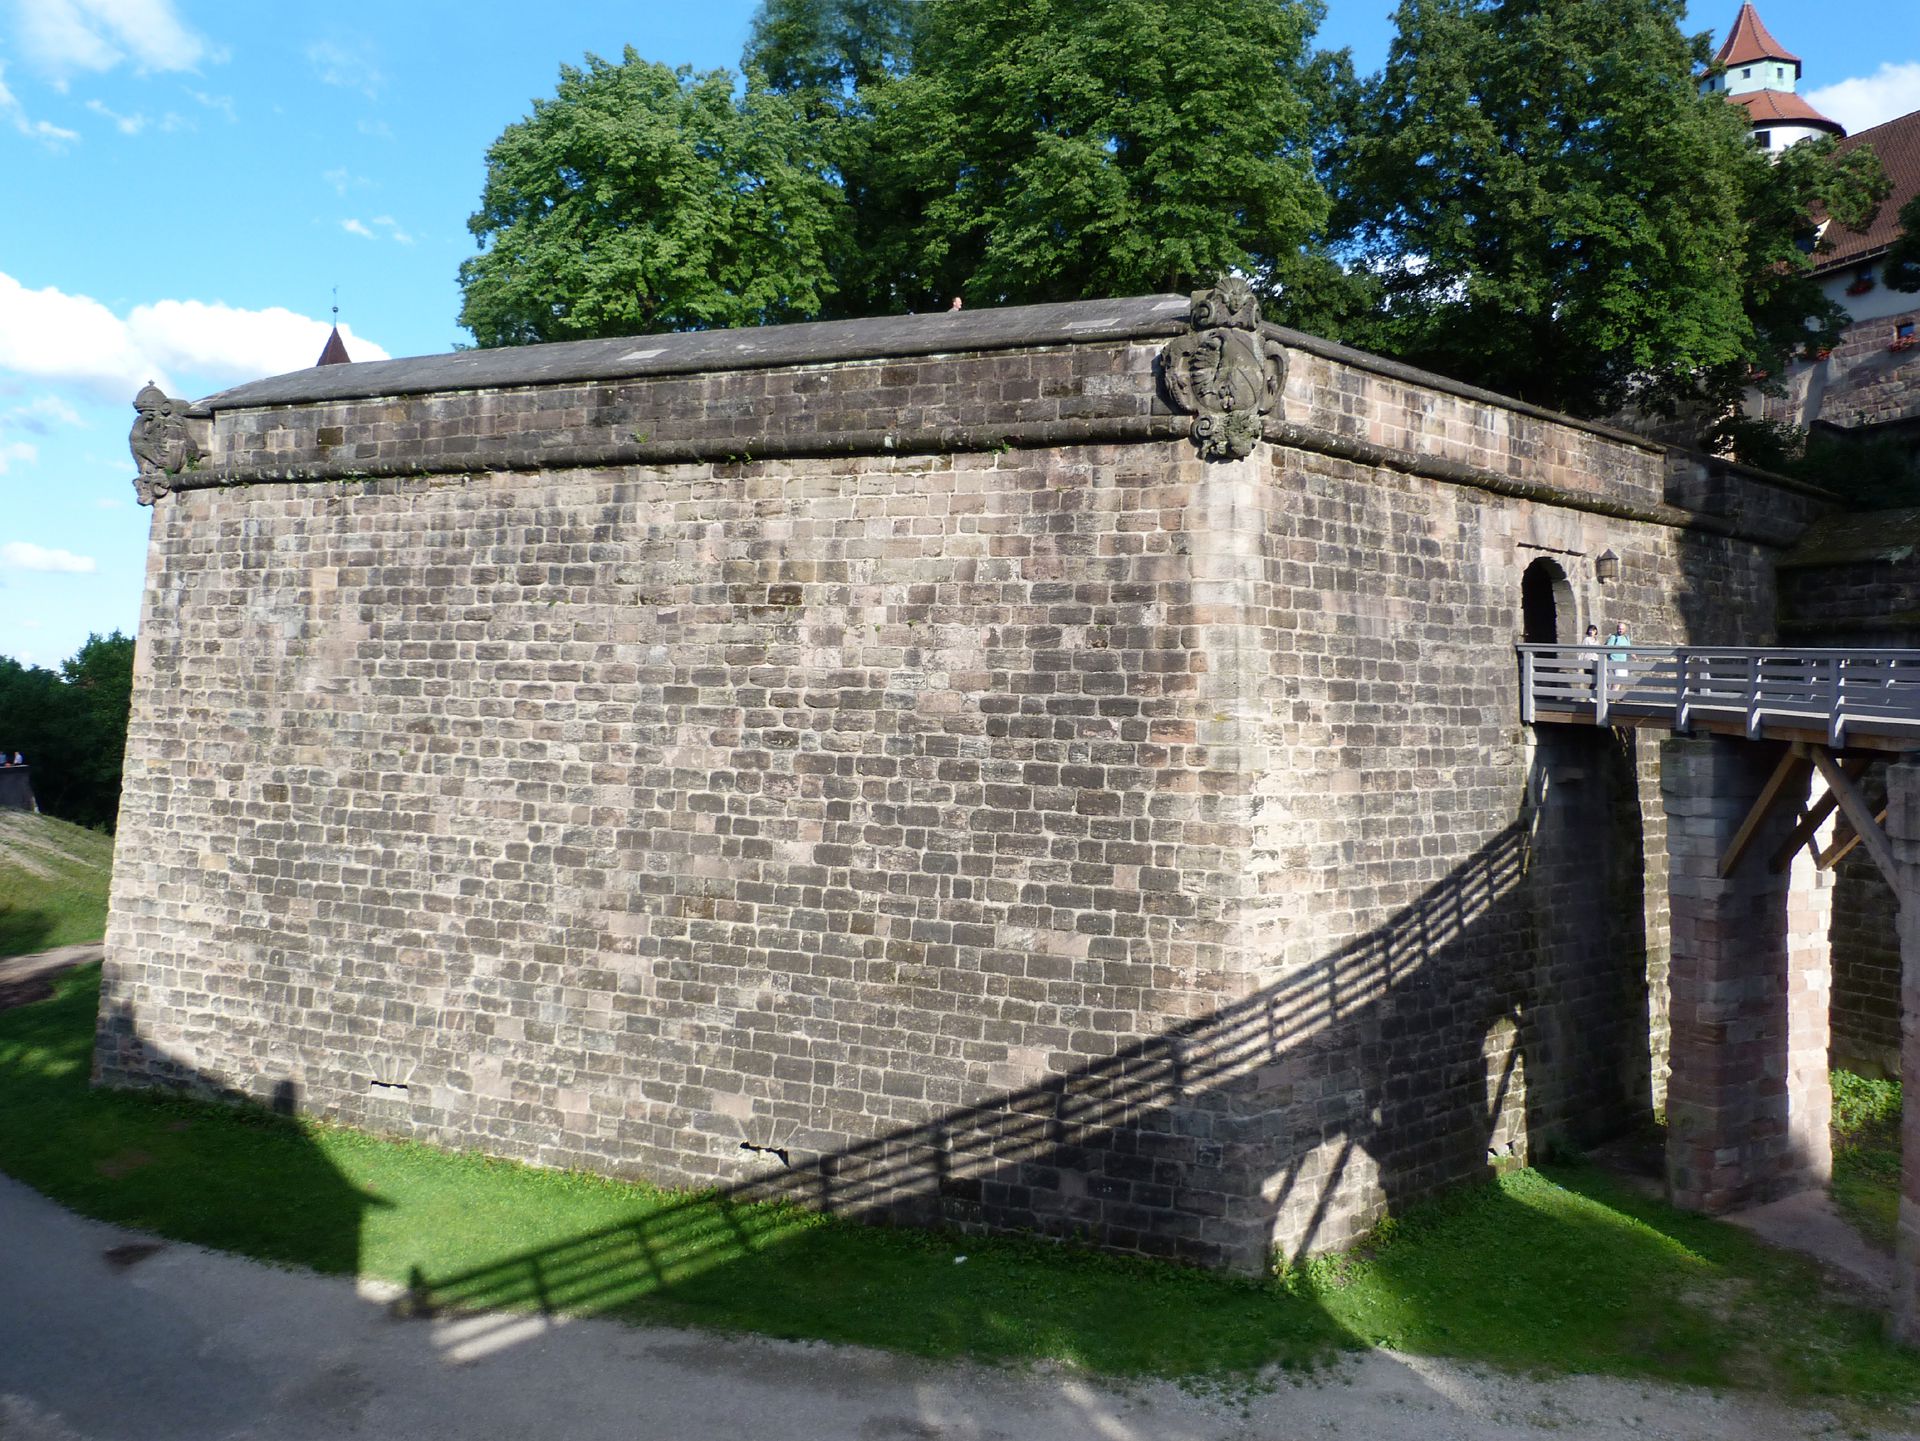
(743, 0), (922, 319)
(1330, 0), (1884, 423)
(744, 0), (919, 100)
(1692, 135), (1886, 433)
(0, 631), (135, 831)
(458, 51), (845, 345)
(1883, 193), (1920, 292)
(857, 0), (1331, 311)
(61, 632), (135, 829)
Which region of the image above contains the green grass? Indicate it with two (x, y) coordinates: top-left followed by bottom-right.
(4, 964), (1919, 1409)
(0, 811), (114, 959)
(1833, 1069), (1902, 1254)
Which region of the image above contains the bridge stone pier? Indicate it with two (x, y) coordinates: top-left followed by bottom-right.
(1889, 760), (1920, 1343)
(1526, 644), (1920, 1339)
(1660, 737), (1834, 1212)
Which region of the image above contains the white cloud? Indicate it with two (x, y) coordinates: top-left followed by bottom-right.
(306, 38), (382, 98)
(1808, 63), (1920, 136)
(186, 88), (234, 122)
(341, 217), (376, 239)
(367, 215), (415, 245)
(16, 0), (215, 81)
(1, 541), (96, 574)
(0, 440), (37, 474)
(23, 395), (84, 428)
(85, 97), (147, 134)
(0, 62), (81, 146)
(127, 298), (391, 385)
(0, 271), (391, 399)
(1, 394), (85, 439)
(0, 273), (149, 394)
(91, 497), (127, 510)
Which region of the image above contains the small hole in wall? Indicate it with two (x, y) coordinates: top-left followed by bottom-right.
(369, 1080), (410, 1094)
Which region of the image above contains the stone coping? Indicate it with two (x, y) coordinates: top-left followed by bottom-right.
(192, 293), (1645, 457)
(194, 296), (1195, 412)
(184, 290), (1830, 512)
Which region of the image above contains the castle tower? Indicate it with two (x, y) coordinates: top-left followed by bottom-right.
(1701, 3), (1844, 150)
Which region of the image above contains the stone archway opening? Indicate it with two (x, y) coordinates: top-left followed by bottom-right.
(1521, 557), (1575, 644)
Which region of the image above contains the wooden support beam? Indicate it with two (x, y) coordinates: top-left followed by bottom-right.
(1769, 755), (1872, 872)
(1719, 745), (1810, 879)
(1819, 806), (1889, 871)
(1810, 745), (1900, 890)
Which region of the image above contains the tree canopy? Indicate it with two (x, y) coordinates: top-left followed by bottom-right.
(1323, 0), (1884, 421)
(0, 632), (135, 832)
(457, 51), (844, 345)
(457, 1), (1332, 338)
(455, 0), (1891, 455)
(1885, 193), (1920, 293)
(743, 0), (918, 101)
(850, 0), (1330, 311)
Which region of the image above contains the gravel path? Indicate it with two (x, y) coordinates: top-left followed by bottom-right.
(1, 1171), (1913, 1441)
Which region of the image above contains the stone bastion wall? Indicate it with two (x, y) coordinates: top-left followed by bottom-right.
(98, 291), (1827, 1270)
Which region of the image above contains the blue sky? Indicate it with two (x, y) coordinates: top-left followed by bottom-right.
(1, 0), (1915, 671)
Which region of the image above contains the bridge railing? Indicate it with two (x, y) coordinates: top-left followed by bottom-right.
(1518, 644), (1920, 747)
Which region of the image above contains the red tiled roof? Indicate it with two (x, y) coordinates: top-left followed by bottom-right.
(316, 326), (351, 367)
(1730, 88), (1843, 134)
(1815, 108), (1920, 273)
(1716, 3), (1800, 68)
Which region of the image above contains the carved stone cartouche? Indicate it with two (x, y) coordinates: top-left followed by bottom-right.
(129, 381), (203, 506)
(1159, 277), (1286, 460)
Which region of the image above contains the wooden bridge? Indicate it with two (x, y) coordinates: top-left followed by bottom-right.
(1519, 644), (1920, 754)
(1520, 644), (1920, 1337)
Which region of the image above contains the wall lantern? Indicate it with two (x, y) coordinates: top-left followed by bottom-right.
(1596, 550), (1621, 584)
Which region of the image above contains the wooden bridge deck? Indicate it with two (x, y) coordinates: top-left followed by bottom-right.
(1519, 645), (1920, 754)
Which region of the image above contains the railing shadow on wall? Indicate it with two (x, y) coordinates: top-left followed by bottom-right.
(394, 758), (1656, 1351)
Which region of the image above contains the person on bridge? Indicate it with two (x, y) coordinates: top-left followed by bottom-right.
(1605, 624), (1632, 696)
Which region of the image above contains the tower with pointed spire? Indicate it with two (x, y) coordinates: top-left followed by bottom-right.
(316, 289), (352, 367)
(1701, 3), (1844, 151)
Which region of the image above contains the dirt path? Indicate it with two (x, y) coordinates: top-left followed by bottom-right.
(0, 1172), (1912, 1441)
(0, 942), (99, 1011)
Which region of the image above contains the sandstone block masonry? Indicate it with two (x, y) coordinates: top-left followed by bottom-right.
(1776, 509), (1920, 1077)
(99, 291), (1827, 1270)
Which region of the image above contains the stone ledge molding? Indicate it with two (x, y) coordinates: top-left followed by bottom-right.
(147, 407), (1800, 548)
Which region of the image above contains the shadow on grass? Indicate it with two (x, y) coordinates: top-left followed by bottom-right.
(394, 1178), (1351, 1376)
(0, 964), (381, 1276)
(0, 907), (56, 965)
(3, 968), (1917, 1402)
(394, 1152), (1920, 1400)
